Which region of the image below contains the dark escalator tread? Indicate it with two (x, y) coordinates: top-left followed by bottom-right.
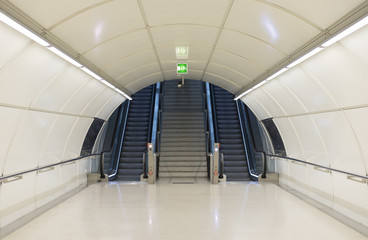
(214, 85), (250, 180)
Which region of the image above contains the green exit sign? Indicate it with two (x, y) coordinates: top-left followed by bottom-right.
(177, 63), (188, 74)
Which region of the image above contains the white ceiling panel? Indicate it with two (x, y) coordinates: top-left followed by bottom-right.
(96, 93), (125, 120)
(217, 29), (286, 70)
(84, 30), (152, 67)
(206, 63), (251, 89)
(312, 111), (366, 175)
(211, 50), (263, 80)
(82, 87), (116, 117)
(8, 0), (106, 29)
(242, 94), (271, 120)
(50, 0), (145, 53)
(266, 0), (365, 29)
(278, 68), (337, 113)
(262, 79), (306, 116)
(345, 108), (368, 174)
(340, 25), (368, 68)
(31, 66), (90, 112)
(225, 0), (320, 53)
(0, 43), (67, 107)
(61, 79), (104, 116)
(142, 0), (229, 26)
(290, 115), (328, 165)
(125, 72), (163, 94)
(151, 25), (218, 48)
(0, 23), (30, 70)
(251, 88), (286, 117)
(103, 50), (157, 79)
(274, 117), (304, 159)
(302, 44), (368, 108)
(117, 63), (161, 83)
(203, 73), (241, 94)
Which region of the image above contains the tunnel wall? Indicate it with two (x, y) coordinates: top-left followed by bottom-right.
(242, 25), (368, 226)
(0, 21), (125, 228)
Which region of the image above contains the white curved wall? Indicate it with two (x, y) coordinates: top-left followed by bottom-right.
(243, 24), (368, 226)
(0, 21), (125, 228)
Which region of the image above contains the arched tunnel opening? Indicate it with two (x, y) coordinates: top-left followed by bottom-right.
(96, 80), (285, 183)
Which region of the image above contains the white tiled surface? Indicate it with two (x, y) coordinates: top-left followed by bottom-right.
(3, 178), (367, 240)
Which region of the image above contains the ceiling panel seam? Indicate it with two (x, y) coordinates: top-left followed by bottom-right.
(254, 0), (323, 31)
(201, 0), (235, 80)
(47, 0), (115, 30)
(137, 0), (165, 80)
(0, 103), (96, 119)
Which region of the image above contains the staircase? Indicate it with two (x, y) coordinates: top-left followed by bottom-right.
(213, 86), (249, 181)
(159, 80), (207, 178)
(117, 85), (153, 181)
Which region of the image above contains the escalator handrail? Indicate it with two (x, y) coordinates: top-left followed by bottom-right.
(147, 85), (157, 143)
(210, 84), (219, 143)
(150, 82), (161, 153)
(108, 100), (130, 180)
(205, 82), (215, 154)
(236, 100), (258, 180)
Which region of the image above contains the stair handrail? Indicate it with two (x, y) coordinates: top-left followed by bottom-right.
(108, 100), (130, 180)
(145, 82), (161, 178)
(147, 85), (157, 143)
(236, 100), (258, 180)
(209, 84), (219, 143)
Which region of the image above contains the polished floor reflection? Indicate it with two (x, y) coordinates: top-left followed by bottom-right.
(4, 178), (367, 240)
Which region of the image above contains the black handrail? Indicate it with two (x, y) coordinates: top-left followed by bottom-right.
(267, 154), (368, 180)
(209, 84), (219, 143)
(236, 100), (258, 180)
(108, 100), (130, 180)
(147, 84), (157, 143)
(0, 154), (100, 181)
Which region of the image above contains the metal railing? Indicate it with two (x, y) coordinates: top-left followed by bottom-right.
(267, 154), (368, 182)
(0, 154), (100, 183)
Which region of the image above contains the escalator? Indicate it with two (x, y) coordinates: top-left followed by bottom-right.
(212, 86), (249, 181)
(117, 85), (155, 181)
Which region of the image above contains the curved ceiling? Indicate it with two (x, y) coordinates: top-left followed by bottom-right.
(1, 0), (365, 94)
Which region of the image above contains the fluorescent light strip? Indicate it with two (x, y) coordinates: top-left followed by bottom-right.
(322, 15), (368, 47)
(101, 79), (115, 89)
(0, 12), (49, 47)
(47, 46), (83, 68)
(287, 47), (324, 68)
(81, 67), (103, 80)
(266, 67), (288, 81)
(115, 88), (132, 100)
(0, 11), (134, 101)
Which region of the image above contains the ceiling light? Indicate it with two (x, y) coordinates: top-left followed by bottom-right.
(101, 79), (115, 89)
(81, 67), (103, 80)
(47, 46), (83, 68)
(0, 12), (49, 47)
(176, 46), (189, 59)
(115, 88), (132, 100)
(266, 67), (288, 81)
(287, 47), (324, 68)
(322, 15), (368, 47)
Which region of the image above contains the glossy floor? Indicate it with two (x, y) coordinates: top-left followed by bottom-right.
(3, 178), (367, 240)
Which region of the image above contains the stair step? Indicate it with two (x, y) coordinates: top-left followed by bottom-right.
(159, 166), (207, 172)
(159, 172), (207, 178)
(160, 151), (206, 157)
(159, 161), (207, 167)
(160, 156), (207, 162)
(160, 146), (205, 152)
